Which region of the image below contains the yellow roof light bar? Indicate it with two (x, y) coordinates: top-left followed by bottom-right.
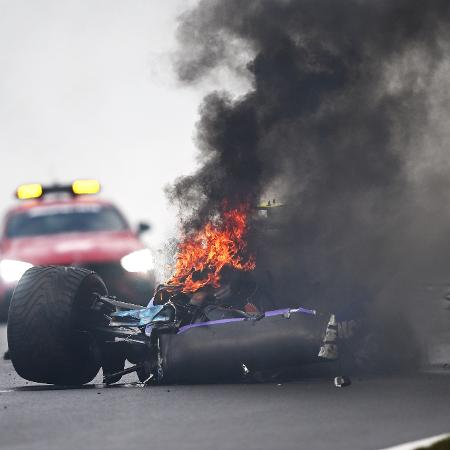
(72, 179), (101, 195)
(16, 183), (43, 200)
(16, 180), (101, 200)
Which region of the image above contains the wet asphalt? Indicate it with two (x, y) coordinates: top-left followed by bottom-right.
(0, 324), (449, 450)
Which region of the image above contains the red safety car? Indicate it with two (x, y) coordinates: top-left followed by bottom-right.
(0, 180), (155, 320)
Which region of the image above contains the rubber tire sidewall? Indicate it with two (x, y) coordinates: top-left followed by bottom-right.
(7, 266), (107, 385)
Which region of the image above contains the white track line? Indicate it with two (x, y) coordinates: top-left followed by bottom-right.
(381, 433), (450, 450)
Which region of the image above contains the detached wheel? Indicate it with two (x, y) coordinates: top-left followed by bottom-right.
(7, 266), (107, 385)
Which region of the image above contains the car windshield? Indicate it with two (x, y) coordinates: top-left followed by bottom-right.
(5, 204), (129, 238)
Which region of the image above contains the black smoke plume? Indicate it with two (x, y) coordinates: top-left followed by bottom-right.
(169, 0), (450, 363)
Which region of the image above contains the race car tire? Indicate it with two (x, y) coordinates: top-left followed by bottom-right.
(7, 266), (107, 385)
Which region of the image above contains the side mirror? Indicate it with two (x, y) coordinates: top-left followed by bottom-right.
(137, 222), (151, 235)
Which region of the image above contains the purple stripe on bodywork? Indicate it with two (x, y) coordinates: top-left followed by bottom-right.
(264, 307), (316, 317)
(178, 317), (245, 333)
(177, 307), (317, 334)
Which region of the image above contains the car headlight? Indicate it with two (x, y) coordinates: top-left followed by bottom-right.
(120, 249), (153, 273)
(0, 259), (33, 283)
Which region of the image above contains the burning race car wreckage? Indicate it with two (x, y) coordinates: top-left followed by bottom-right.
(7, 205), (355, 386)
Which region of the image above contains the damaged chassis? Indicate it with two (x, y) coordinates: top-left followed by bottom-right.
(7, 266), (339, 386)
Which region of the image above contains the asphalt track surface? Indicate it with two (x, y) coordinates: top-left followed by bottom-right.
(0, 325), (449, 450)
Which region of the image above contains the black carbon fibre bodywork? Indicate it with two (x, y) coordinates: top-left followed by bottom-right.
(159, 309), (330, 383)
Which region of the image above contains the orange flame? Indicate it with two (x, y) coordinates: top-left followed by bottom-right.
(168, 205), (255, 293)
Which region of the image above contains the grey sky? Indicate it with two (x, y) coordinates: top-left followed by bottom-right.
(0, 0), (206, 246)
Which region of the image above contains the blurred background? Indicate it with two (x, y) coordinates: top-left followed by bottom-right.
(0, 0), (206, 248)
